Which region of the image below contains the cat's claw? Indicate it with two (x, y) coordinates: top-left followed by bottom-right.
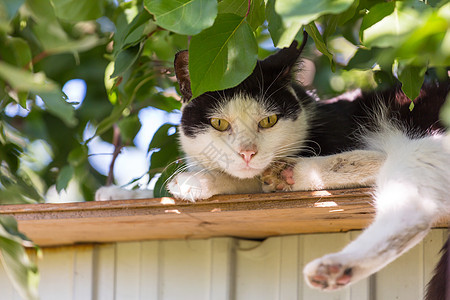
(304, 256), (354, 291)
(261, 160), (295, 192)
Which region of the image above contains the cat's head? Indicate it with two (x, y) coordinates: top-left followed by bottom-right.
(174, 38), (312, 179)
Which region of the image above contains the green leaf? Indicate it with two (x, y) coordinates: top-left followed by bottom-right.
(266, 0), (302, 47)
(271, 0), (355, 47)
(68, 145), (88, 167)
(56, 164), (74, 192)
(359, 1), (395, 38)
(361, 0), (430, 48)
(218, 0), (265, 30)
(38, 91), (77, 127)
(305, 23), (335, 71)
(112, 45), (141, 78)
(398, 63), (426, 102)
(117, 115), (141, 144)
(0, 216), (39, 300)
(189, 13), (258, 98)
(0, 61), (57, 92)
(51, 0), (104, 21)
(145, 0), (218, 35)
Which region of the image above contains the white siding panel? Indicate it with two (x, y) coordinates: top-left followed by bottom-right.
(93, 243), (116, 300)
(38, 247), (75, 300)
(209, 238), (234, 300)
(159, 239), (212, 300)
(73, 245), (94, 300)
(139, 241), (160, 299)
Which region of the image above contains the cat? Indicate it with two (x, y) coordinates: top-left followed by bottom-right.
(96, 38), (450, 296)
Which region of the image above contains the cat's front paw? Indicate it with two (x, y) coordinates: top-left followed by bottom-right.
(303, 254), (354, 291)
(261, 160), (295, 192)
(167, 172), (216, 202)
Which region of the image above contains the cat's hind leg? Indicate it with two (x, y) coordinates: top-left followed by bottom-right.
(304, 133), (450, 290)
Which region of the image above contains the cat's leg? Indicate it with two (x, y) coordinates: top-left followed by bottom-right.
(262, 150), (385, 192)
(95, 185), (154, 201)
(303, 135), (450, 290)
(168, 171), (262, 202)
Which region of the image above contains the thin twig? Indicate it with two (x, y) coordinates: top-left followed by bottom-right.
(106, 124), (123, 186)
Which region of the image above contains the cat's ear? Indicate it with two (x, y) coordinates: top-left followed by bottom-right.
(174, 50), (192, 102)
(261, 31), (308, 78)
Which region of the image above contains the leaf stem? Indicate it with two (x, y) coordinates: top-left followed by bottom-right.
(245, 0), (252, 18)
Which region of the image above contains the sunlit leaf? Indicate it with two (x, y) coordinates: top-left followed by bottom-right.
(189, 13), (258, 98)
(145, 0), (217, 35)
(52, 0), (104, 21)
(271, 0), (355, 47)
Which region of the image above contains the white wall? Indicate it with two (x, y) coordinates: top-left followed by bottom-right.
(0, 229), (446, 300)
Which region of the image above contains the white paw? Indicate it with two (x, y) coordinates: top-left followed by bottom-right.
(167, 172), (216, 202)
(95, 185), (154, 201)
(303, 254), (355, 291)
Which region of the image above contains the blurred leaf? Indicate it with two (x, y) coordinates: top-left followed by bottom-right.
(0, 216), (39, 300)
(113, 10), (153, 55)
(68, 145), (88, 167)
(359, 1), (395, 40)
(266, 0), (302, 47)
(51, 0), (104, 21)
(398, 63), (426, 103)
(117, 115), (141, 144)
(0, 61), (58, 92)
(56, 164), (74, 192)
(112, 45), (141, 78)
(38, 91), (77, 127)
(305, 23), (335, 71)
(145, 0), (218, 35)
(189, 13), (258, 98)
(361, 0), (430, 48)
(345, 47), (383, 70)
(271, 0), (355, 47)
(440, 93), (450, 128)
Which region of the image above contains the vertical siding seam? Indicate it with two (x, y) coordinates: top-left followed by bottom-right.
(157, 241), (163, 300)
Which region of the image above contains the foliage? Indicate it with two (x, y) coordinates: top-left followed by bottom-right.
(0, 0), (449, 297)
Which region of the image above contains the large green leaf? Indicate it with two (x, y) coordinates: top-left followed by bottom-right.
(0, 61), (57, 92)
(144, 0), (217, 35)
(51, 0), (104, 21)
(271, 0), (355, 47)
(189, 13), (257, 98)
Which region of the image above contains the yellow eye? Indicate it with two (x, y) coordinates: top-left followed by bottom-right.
(210, 118), (230, 131)
(258, 114), (278, 128)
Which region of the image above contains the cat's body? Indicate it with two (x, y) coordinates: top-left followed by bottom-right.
(96, 41), (450, 297)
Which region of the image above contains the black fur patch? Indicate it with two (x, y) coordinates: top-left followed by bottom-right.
(180, 60), (310, 138)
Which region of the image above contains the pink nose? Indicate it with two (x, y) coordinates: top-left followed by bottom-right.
(239, 150), (257, 163)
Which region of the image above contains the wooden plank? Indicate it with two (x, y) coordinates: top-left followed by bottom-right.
(0, 189), (448, 247)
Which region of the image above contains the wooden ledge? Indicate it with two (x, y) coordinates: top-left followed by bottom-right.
(0, 188), (448, 247)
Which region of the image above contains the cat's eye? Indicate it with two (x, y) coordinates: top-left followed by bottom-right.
(210, 118), (230, 131)
(258, 114), (278, 128)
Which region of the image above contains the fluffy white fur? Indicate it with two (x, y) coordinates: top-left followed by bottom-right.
(303, 128), (450, 290)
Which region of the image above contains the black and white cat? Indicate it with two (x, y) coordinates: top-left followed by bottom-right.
(97, 39), (450, 296)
